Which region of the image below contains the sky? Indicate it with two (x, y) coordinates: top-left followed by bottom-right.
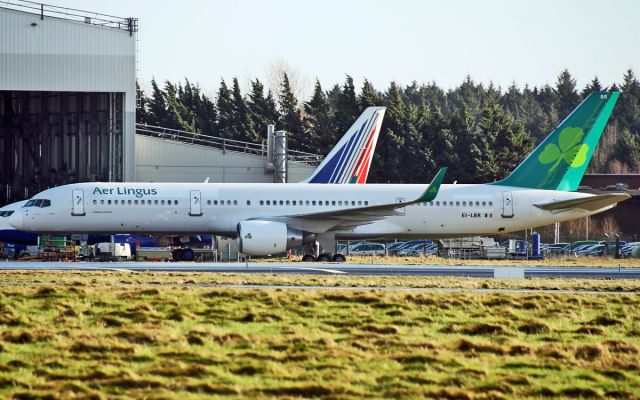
(43, 0), (640, 98)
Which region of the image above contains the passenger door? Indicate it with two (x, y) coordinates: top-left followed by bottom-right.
(501, 191), (514, 218)
(189, 190), (203, 216)
(71, 189), (85, 216)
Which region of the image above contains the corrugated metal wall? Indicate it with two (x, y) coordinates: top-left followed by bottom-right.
(0, 7), (136, 180)
(135, 135), (316, 183)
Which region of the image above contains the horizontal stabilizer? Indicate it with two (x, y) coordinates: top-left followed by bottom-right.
(534, 193), (630, 212)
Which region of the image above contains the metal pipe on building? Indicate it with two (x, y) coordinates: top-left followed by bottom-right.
(273, 131), (287, 183)
(266, 124), (275, 171)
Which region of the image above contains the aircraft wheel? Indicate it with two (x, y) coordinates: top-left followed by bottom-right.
(316, 253), (332, 262)
(332, 254), (346, 262)
(301, 254), (316, 262)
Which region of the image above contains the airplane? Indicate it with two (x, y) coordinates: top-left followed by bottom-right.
(0, 107), (386, 249)
(9, 92), (629, 262)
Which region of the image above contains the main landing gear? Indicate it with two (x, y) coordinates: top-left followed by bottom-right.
(302, 253), (347, 263)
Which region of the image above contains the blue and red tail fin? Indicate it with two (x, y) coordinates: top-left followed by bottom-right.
(304, 107), (386, 184)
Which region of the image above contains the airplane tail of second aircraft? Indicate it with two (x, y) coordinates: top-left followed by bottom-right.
(304, 107), (386, 184)
(494, 91), (620, 191)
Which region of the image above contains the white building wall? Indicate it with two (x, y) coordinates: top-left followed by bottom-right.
(0, 7), (137, 180)
(135, 135), (316, 183)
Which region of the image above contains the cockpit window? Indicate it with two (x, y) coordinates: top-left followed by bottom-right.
(23, 199), (51, 208)
(0, 211), (14, 217)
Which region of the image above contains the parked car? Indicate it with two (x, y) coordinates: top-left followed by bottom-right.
(388, 240), (424, 255)
(349, 243), (386, 256)
(585, 244), (607, 256)
(386, 241), (410, 252)
(398, 243), (439, 256)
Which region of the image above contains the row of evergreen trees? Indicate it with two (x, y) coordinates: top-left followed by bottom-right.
(136, 69), (640, 184)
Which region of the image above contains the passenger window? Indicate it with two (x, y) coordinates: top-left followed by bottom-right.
(338, 201), (342, 206)
(462, 201), (466, 206)
(279, 200), (283, 205)
(128, 200), (132, 205)
(312, 201), (316, 206)
(175, 200), (178, 205)
(435, 201), (439, 206)
(482, 201), (486, 206)
(456, 201), (460, 206)
(93, 200), (97, 205)
(306, 200), (310, 206)
(160, 200), (164, 205)
(357, 201), (362, 206)
(286, 200), (290, 205)
(351, 201), (356, 206)
(101, 199), (105, 205)
(155, 200), (159, 205)
(489, 201), (493, 206)
(233, 200), (237, 205)
(207, 200), (211, 205)
(475, 201), (480, 206)
(266, 200), (270, 205)
(168, 200), (172, 205)
(213, 200), (218, 205)
(292, 200), (296, 206)
(364, 201), (369, 206)
(332, 201), (336, 206)
(108, 200), (112, 205)
(134, 200), (138, 205)
(246, 200), (251, 205)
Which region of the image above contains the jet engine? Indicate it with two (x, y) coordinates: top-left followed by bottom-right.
(237, 220), (314, 256)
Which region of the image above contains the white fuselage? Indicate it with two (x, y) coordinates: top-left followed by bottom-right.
(10, 182), (607, 239)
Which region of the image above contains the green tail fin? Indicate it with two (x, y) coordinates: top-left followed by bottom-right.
(493, 91), (619, 191)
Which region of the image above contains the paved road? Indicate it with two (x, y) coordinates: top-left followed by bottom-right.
(0, 261), (639, 279)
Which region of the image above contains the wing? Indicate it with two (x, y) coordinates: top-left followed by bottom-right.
(534, 193), (630, 212)
(264, 167), (447, 233)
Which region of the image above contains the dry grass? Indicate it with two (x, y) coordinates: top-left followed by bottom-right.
(0, 272), (639, 398)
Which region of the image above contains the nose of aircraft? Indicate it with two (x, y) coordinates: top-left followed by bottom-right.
(8, 210), (24, 230)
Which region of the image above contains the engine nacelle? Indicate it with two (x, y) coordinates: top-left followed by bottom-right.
(237, 220), (313, 256)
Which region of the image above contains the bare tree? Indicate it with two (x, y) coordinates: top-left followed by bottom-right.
(265, 58), (310, 106)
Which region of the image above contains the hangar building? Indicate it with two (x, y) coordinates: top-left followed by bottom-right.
(0, 2), (137, 203)
(0, 1), (319, 208)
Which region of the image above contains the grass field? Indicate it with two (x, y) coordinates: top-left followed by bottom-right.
(0, 272), (639, 399)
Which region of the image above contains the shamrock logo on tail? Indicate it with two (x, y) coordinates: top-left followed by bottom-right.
(538, 127), (589, 174)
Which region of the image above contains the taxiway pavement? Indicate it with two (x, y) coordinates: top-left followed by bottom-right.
(0, 261), (638, 279)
